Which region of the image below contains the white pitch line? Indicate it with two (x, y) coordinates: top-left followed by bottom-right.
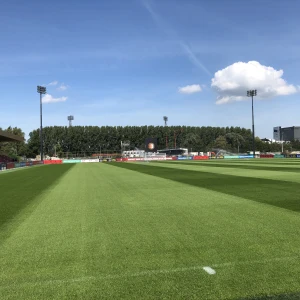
(203, 266), (216, 275)
(0, 256), (298, 289)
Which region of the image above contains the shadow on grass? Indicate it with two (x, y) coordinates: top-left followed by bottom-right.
(110, 163), (300, 212)
(0, 165), (74, 230)
(159, 161), (300, 173)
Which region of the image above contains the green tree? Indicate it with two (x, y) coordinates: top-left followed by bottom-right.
(214, 135), (228, 150)
(226, 132), (245, 153)
(25, 125), (258, 156)
(182, 133), (200, 151)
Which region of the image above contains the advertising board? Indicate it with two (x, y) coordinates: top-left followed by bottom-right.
(63, 160), (81, 163)
(193, 156), (209, 160)
(44, 160), (63, 164)
(81, 159), (99, 163)
(177, 156), (193, 160)
(224, 156), (239, 159)
(260, 154), (274, 158)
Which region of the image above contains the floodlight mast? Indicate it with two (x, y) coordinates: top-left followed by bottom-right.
(68, 115), (74, 127)
(247, 90), (257, 158)
(37, 86), (47, 161)
(163, 116), (168, 148)
(163, 116), (168, 127)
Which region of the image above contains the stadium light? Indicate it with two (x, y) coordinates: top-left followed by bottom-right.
(247, 90), (257, 158)
(37, 86), (47, 161)
(163, 116), (168, 127)
(163, 116), (168, 148)
(68, 115), (74, 127)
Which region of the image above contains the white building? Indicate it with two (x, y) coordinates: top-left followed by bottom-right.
(122, 150), (145, 158)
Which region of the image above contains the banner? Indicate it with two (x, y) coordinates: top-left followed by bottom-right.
(193, 156), (209, 160)
(274, 154), (285, 158)
(177, 156), (193, 160)
(0, 161), (43, 172)
(260, 154), (274, 158)
(44, 160), (63, 164)
(224, 156), (240, 159)
(6, 163), (14, 169)
(63, 159), (81, 163)
(81, 159), (99, 163)
(238, 155), (254, 159)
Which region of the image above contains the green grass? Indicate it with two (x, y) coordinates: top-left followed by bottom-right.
(1, 160), (300, 299)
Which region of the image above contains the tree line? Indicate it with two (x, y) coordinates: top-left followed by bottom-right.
(1, 125), (300, 159)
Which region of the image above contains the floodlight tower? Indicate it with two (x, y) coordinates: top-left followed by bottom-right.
(247, 90), (257, 158)
(68, 115), (74, 127)
(37, 85), (47, 161)
(163, 116), (168, 148)
(163, 116), (168, 127)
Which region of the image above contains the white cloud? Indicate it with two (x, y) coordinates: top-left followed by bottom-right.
(48, 81), (58, 86)
(211, 61), (299, 104)
(178, 84), (202, 94)
(57, 83), (69, 91)
(42, 94), (67, 104)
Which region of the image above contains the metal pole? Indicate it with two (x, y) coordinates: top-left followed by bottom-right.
(252, 95), (255, 158)
(40, 92), (43, 161)
(174, 132), (176, 149)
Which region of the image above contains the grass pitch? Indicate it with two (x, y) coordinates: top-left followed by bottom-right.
(1, 160), (300, 299)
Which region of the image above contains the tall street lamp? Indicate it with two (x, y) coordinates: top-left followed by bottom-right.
(247, 90), (257, 158)
(37, 86), (47, 161)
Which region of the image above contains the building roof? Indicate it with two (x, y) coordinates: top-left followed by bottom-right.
(0, 130), (24, 142)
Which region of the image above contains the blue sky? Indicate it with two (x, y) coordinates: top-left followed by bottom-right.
(1, 0), (300, 139)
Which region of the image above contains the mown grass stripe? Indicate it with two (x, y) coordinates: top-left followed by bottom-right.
(0, 164), (74, 233)
(110, 162), (300, 212)
(160, 161), (300, 173)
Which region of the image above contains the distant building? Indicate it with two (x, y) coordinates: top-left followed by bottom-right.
(273, 126), (300, 141)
